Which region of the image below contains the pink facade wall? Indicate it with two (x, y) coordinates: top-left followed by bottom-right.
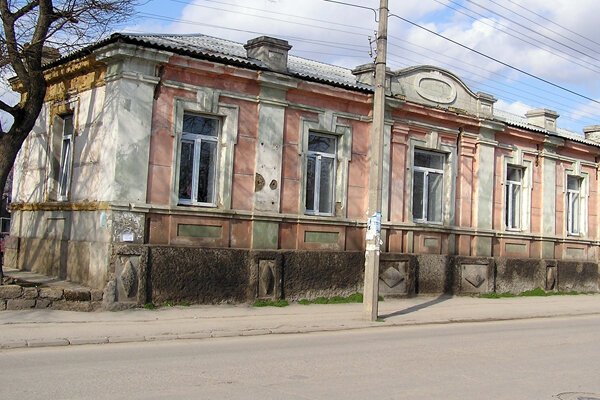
(142, 55), (600, 262)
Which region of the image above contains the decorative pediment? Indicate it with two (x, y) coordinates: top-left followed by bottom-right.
(391, 65), (496, 118)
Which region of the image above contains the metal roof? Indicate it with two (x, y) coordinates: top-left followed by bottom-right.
(117, 33), (372, 91)
(493, 109), (597, 147)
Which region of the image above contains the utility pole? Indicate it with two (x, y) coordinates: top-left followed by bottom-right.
(363, 0), (388, 321)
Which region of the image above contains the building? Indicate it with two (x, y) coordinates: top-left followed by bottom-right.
(5, 33), (599, 306)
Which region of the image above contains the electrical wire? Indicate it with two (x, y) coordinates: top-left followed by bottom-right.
(481, 0), (600, 54)
(503, 0), (600, 49)
(166, 0), (370, 38)
(430, 0), (600, 75)
(386, 42), (600, 124)
(173, 0), (373, 32)
(460, 0), (600, 65)
(389, 13), (600, 106)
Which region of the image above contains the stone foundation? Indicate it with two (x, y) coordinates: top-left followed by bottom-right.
(0, 284), (103, 311)
(103, 245), (600, 308)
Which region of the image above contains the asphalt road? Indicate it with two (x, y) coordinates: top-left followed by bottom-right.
(2, 315), (600, 400)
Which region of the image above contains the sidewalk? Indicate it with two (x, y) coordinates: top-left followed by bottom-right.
(1, 293), (599, 350)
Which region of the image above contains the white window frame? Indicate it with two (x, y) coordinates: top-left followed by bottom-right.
(299, 114), (352, 218)
(57, 114), (74, 201)
(566, 175), (582, 236)
(171, 94), (239, 210)
(177, 113), (220, 207)
(412, 149), (445, 224)
(305, 132), (337, 216)
(505, 165), (523, 231)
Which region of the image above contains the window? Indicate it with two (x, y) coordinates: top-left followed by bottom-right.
(57, 114), (74, 200)
(566, 175), (581, 235)
(305, 133), (336, 215)
(178, 113), (219, 206)
(505, 166), (523, 230)
(413, 150), (444, 223)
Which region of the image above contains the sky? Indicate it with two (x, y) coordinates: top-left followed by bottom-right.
(5, 0), (600, 135)
(119, 0), (600, 135)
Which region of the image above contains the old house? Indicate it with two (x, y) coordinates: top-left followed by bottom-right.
(5, 33), (599, 306)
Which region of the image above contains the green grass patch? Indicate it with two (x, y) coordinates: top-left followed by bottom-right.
(478, 292), (517, 299)
(296, 292), (384, 305)
(376, 317), (386, 322)
(253, 300), (289, 307)
(179, 301), (191, 307)
(518, 287), (548, 297)
(555, 290), (580, 296)
(480, 287), (587, 299)
(144, 302), (156, 310)
(162, 301), (175, 307)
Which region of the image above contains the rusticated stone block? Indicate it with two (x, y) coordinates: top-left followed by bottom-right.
(35, 299), (51, 309)
(63, 289), (91, 302)
(39, 287), (64, 300)
(90, 289), (103, 302)
(22, 287), (39, 299)
(6, 299), (36, 310)
(0, 285), (23, 299)
(51, 301), (92, 312)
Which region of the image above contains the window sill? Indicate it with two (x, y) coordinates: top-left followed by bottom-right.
(305, 212), (335, 217)
(505, 228), (522, 232)
(178, 201), (217, 208)
(413, 219), (443, 226)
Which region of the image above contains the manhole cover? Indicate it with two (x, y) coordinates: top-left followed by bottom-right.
(555, 393), (600, 400)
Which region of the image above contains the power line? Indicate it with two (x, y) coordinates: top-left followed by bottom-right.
(168, 0), (371, 38)
(461, 0), (600, 66)
(503, 0), (600, 49)
(431, 0), (600, 74)
(387, 34), (597, 111)
(135, 12), (371, 53)
(385, 52), (599, 128)
(481, 0), (600, 55)
(386, 41), (600, 124)
(389, 13), (600, 106)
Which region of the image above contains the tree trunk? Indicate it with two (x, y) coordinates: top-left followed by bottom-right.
(0, 77), (47, 277)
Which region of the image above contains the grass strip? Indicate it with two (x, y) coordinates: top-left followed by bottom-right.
(479, 287), (587, 299)
(297, 293), (384, 305)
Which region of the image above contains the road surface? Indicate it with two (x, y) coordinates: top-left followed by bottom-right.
(1, 315), (599, 399)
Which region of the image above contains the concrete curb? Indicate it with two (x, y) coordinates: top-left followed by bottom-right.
(2, 310), (600, 350)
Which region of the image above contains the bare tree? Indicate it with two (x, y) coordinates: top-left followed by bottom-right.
(0, 0), (138, 213)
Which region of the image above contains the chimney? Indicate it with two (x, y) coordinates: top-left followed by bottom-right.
(584, 125), (600, 143)
(244, 36), (292, 73)
(42, 46), (61, 65)
(525, 108), (559, 131)
(352, 63), (376, 86)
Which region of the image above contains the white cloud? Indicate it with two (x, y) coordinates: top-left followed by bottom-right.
(570, 99), (600, 123)
(495, 99), (532, 117)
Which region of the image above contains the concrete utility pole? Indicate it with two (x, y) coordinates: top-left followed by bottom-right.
(363, 0), (388, 321)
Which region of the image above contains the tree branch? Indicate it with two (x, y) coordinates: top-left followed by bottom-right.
(0, 0), (30, 88)
(12, 0), (39, 20)
(0, 99), (17, 116)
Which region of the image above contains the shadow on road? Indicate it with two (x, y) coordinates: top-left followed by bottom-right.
(379, 295), (452, 319)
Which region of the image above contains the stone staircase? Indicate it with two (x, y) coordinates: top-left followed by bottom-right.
(1, 268), (103, 311)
